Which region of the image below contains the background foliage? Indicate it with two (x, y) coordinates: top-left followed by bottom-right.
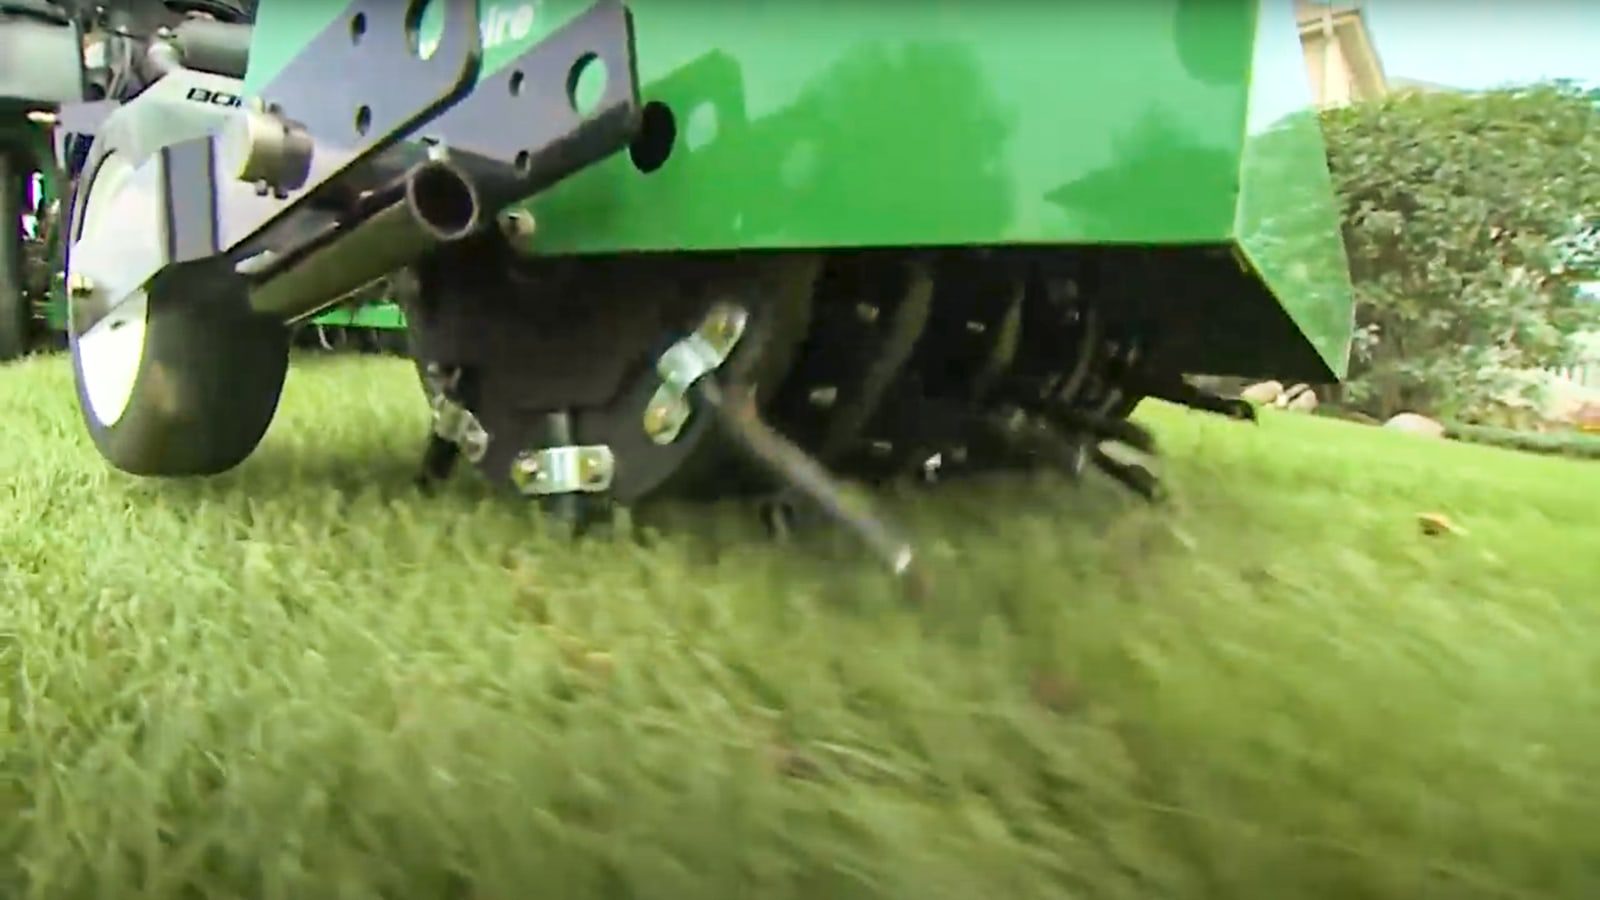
(1320, 81), (1600, 422)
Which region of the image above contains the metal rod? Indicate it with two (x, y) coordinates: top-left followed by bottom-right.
(543, 410), (580, 523)
(695, 378), (922, 588)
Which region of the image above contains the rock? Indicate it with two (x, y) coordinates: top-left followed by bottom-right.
(1418, 512), (1466, 537)
(1240, 380), (1283, 405)
(1274, 383), (1310, 409)
(1577, 402), (1600, 434)
(1286, 388), (1319, 413)
(1384, 412), (1446, 438)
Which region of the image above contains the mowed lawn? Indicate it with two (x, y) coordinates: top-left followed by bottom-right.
(2, 351), (1598, 900)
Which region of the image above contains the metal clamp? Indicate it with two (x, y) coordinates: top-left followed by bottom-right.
(642, 303), (749, 444)
(424, 363), (489, 462)
(430, 394), (489, 462)
(510, 445), (615, 496)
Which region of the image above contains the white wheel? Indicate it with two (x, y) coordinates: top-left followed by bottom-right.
(71, 151), (150, 425)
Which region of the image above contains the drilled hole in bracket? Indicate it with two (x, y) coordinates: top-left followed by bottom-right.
(406, 0), (443, 60)
(349, 12), (367, 45)
(509, 70), (525, 97)
(354, 105), (372, 136)
(566, 53), (608, 116)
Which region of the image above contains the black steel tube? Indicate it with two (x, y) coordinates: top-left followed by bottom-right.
(172, 19), (252, 79)
(247, 158), (481, 321)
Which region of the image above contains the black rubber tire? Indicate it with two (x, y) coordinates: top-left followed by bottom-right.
(68, 278), (290, 477)
(0, 152), (28, 363)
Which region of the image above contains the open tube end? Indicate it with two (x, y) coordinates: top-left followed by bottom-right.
(405, 160), (482, 242)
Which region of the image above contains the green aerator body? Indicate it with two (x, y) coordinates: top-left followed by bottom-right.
(56, 0), (1353, 571)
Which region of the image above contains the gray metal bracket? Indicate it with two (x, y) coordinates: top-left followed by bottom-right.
(642, 303), (748, 445)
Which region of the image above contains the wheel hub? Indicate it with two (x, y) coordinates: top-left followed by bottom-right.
(70, 152), (157, 429)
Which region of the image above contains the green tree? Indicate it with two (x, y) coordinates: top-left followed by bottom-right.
(1319, 82), (1600, 421)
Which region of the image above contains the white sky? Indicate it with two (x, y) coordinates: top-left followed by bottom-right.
(1364, 0), (1599, 89)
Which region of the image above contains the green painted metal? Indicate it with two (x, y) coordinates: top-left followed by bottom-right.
(244, 0), (1355, 377)
(248, 0), (1259, 248)
(1232, 1), (1355, 379)
(309, 301), (406, 329)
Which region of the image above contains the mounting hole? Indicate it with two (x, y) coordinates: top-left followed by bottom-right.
(407, 0), (444, 59)
(509, 69), (525, 97)
(349, 12), (366, 45)
(354, 105), (372, 136)
(514, 150), (532, 174)
(566, 53), (608, 117)
(629, 101), (676, 174)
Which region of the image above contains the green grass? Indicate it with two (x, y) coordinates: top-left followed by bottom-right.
(2, 352), (1599, 900)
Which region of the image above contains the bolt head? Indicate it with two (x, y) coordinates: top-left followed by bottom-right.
(512, 454), (541, 479)
(498, 210), (536, 242)
(643, 403), (672, 436)
(578, 454), (603, 484)
(66, 272), (94, 297)
(703, 307), (741, 344)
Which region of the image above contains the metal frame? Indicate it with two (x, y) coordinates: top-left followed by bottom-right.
(64, 0), (641, 337)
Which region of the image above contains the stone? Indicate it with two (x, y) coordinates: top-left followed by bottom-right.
(1287, 389), (1319, 413)
(1241, 380), (1283, 405)
(1384, 412), (1446, 438)
(1576, 402), (1600, 434)
(1418, 512), (1466, 537)
(1275, 384), (1310, 408)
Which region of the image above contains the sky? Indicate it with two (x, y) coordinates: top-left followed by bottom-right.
(1364, 0), (1600, 90)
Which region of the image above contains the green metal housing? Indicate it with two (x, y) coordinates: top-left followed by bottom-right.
(246, 0), (1354, 380)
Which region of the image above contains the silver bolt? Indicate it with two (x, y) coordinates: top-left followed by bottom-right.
(498, 209), (536, 243)
(965, 320), (986, 334)
(578, 452), (603, 486)
(643, 403), (673, 439)
(855, 303), (880, 324)
(66, 272), (95, 297)
(703, 306), (741, 344)
(869, 440), (893, 457)
(511, 453), (542, 488)
(807, 385), (838, 408)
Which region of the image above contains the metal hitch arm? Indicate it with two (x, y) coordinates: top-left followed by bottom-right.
(69, 0), (641, 334)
